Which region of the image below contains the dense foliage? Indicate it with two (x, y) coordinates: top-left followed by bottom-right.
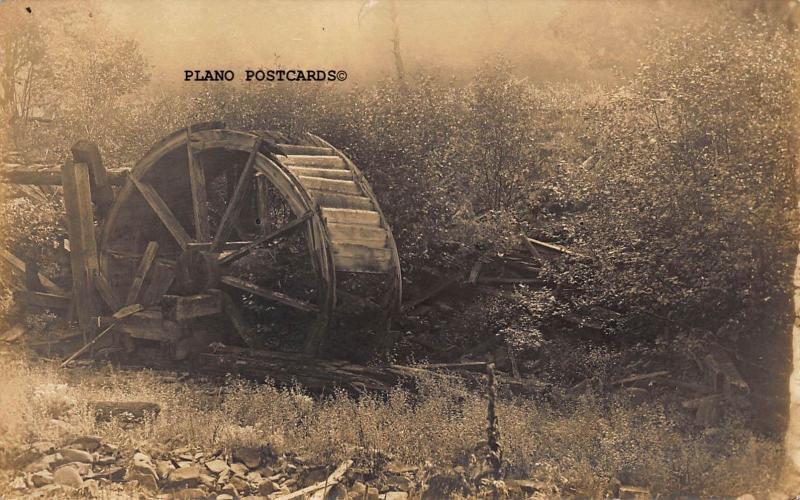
(2, 4), (797, 368)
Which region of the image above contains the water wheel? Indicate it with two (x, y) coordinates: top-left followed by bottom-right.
(98, 122), (401, 356)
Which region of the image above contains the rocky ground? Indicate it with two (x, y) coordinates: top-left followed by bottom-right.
(3, 432), (550, 499)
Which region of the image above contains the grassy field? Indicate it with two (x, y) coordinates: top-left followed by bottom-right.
(0, 346), (783, 498)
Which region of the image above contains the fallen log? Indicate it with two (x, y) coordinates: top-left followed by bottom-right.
(194, 345), (547, 396)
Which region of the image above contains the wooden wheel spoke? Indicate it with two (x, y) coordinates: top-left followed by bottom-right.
(218, 210), (313, 266)
(212, 136), (263, 251)
(186, 126), (211, 242)
(221, 275), (318, 313)
(130, 175), (191, 250)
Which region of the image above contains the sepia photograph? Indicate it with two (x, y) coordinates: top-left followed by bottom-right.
(0, 0), (799, 498)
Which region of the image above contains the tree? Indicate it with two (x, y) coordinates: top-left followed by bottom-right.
(0, 3), (45, 146)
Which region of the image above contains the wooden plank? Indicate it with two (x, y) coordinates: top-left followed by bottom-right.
(255, 174), (270, 235)
(117, 310), (182, 342)
(124, 241), (159, 306)
(130, 175), (191, 250)
(276, 144), (334, 156)
(71, 140), (114, 216)
(320, 208), (381, 226)
(0, 247), (66, 295)
(279, 460), (352, 500)
(281, 155), (346, 169)
(15, 290), (71, 309)
(140, 260), (175, 306)
(286, 166), (354, 181)
(212, 137), (262, 251)
(94, 272), (120, 311)
(296, 176), (362, 195)
(326, 223), (388, 248)
(525, 236), (585, 258)
(221, 275), (318, 313)
(221, 291), (257, 347)
(162, 291), (222, 321)
(61, 161), (100, 333)
(308, 191), (374, 210)
(186, 126), (211, 242)
(331, 243), (392, 273)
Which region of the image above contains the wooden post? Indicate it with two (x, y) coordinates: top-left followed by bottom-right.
(255, 173), (270, 234)
(71, 140), (114, 217)
(61, 160), (100, 335)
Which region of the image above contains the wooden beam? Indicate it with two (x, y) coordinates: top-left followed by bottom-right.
(162, 290), (222, 321)
(221, 275), (318, 313)
(125, 241), (159, 306)
(71, 140), (114, 217)
(94, 272), (120, 311)
(130, 175), (191, 250)
(218, 211), (313, 266)
(255, 173), (270, 235)
(140, 260), (175, 307)
(61, 161), (100, 333)
(212, 137), (262, 251)
(0, 247), (66, 295)
(186, 126), (210, 242)
(15, 290), (71, 309)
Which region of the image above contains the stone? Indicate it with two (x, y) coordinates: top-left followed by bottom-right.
(89, 466), (125, 482)
(230, 474), (250, 493)
(23, 453), (61, 473)
(381, 492), (409, 500)
(200, 473), (216, 488)
(80, 478), (100, 497)
(156, 459), (174, 479)
(367, 486), (380, 500)
(221, 483), (239, 497)
(30, 441), (57, 455)
(96, 455), (116, 466)
(64, 461), (91, 476)
(216, 495), (234, 500)
(234, 447), (262, 469)
(69, 435), (103, 452)
(53, 465), (83, 489)
(10, 475), (27, 490)
(31, 470), (54, 487)
(350, 481), (367, 495)
(206, 458), (230, 474)
(258, 480), (278, 495)
(58, 448), (93, 464)
(167, 465), (203, 488)
(127, 462), (159, 491)
(177, 460), (194, 468)
(231, 462), (249, 476)
(174, 488), (208, 499)
(133, 452), (152, 465)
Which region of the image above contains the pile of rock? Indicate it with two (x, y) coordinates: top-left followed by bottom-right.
(6, 436), (417, 499)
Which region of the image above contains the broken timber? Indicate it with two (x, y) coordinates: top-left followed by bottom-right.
(195, 345), (547, 396)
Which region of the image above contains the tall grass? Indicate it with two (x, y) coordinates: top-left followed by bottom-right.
(0, 354), (781, 497)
